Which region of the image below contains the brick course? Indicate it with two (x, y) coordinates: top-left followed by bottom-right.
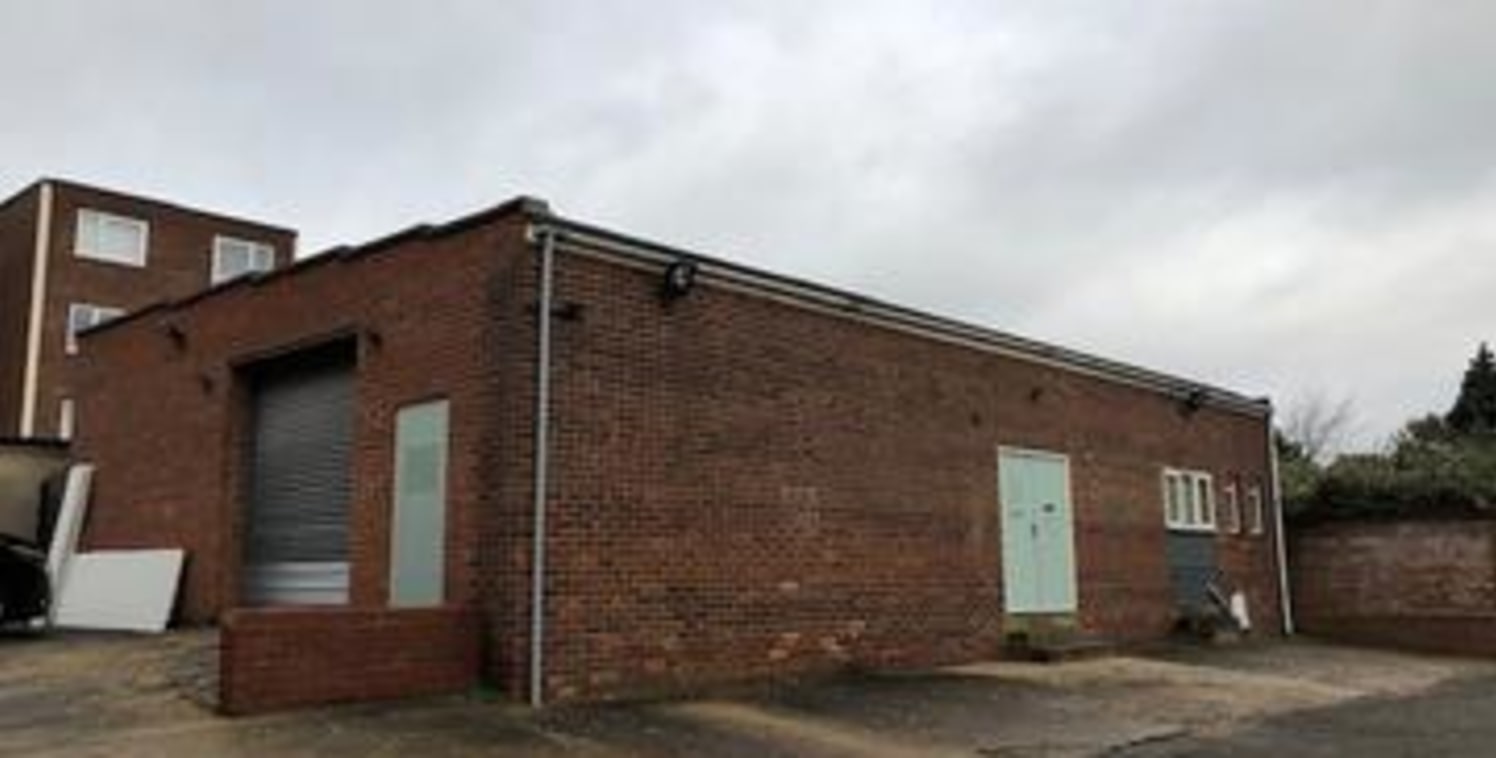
(74, 201), (1284, 708)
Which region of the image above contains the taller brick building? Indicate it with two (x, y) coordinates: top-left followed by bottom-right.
(0, 179), (295, 439)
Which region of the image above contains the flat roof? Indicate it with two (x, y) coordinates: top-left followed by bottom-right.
(84, 193), (1271, 417)
(539, 213), (1270, 416)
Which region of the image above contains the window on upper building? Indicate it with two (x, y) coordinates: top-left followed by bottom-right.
(66, 303), (126, 355)
(1163, 468), (1216, 532)
(58, 398), (75, 441)
(75, 209), (149, 267)
(211, 236), (276, 285)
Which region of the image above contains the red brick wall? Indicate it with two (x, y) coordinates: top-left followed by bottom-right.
(1292, 519), (1496, 655)
(33, 181), (296, 439)
(474, 229), (545, 700)
(0, 186), (39, 435)
(75, 207), (1283, 707)
(529, 249), (1282, 701)
(73, 212), (528, 626)
(220, 606), (478, 714)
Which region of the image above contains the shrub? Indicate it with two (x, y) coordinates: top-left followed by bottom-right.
(1290, 428), (1496, 523)
(1284, 343), (1496, 524)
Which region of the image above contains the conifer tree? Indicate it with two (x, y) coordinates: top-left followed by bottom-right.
(1448, 342), (1496, 436)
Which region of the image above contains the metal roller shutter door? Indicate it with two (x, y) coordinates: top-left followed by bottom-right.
(242, 349), (355, 606)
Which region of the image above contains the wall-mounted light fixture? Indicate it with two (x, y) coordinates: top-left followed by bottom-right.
(660, 259), (699, 303)
(163, 322), (188, 352)
(1179, 388), (1208, 417)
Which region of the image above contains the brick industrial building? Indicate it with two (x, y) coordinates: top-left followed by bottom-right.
(0, 179), (294, 440)
(66, 192), (1290, 712)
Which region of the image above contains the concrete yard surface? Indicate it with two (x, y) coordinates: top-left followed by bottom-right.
(2, 631), (1494, 756)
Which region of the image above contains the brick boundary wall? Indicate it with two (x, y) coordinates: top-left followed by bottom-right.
(1291, 518), (1496, 657)
(219, 606), (479, 714)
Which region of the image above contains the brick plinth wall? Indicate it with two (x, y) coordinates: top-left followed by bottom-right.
(1292, 518), (1496, 656)
(220, 606), (479, 714)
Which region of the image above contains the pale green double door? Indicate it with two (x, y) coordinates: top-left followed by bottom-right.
(998, 449), (1077, 614)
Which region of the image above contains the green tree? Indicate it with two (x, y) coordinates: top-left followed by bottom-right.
(1285, 342), (1496, 522)
(1448, 342), (1496, 436)
(1274, 430), (1320, 515)
(1397, 413), (1454, 446)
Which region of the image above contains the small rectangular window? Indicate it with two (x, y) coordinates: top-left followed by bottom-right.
(75, 209), (149, 266)
(211, 236), (276, 285)
(1181, 474), (1198, 524)
(1222, 481), (1241, 534)
(390, 399), (450, 608)
(1247, 484), (1265, 535)
(66, 303), (126, 354)
(1197, 476), (1215, 528)
(1164, 475), (1183, 525)
(1162, 468), (1216, 532)
(58, 398), (75, 441)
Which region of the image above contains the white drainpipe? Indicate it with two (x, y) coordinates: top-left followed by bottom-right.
(1268, 407), (1295, 635)
(19, 181), (54, 438)
(529, 227), (556, 707)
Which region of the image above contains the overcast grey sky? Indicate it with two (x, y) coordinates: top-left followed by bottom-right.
(2, 1), (1493, 449)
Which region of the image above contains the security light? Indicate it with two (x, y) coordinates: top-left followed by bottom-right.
(661, 259), (699, 301)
